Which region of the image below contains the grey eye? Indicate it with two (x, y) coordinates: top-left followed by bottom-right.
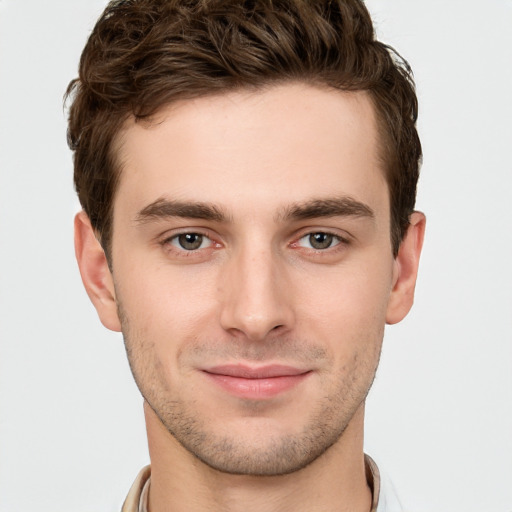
(296, 232), (341, 250)
(176, 233), (204, 250)
(308, 232), (334, 249)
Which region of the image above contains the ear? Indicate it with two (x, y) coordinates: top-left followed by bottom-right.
(386, 211), (426, 325)
(74, 211), (122, 332)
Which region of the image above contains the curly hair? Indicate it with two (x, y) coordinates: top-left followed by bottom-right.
(66, 0), (421, 258)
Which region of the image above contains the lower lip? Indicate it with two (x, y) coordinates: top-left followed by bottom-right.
(203, 372), (310, 400)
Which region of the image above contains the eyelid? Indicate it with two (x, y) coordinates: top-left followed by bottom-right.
(295, 232), (342, 250)
(169, 233), (213, 250)
(290, 227), (352, 245)
(158, 228), (222, 251)
(156, 226), (352, 256)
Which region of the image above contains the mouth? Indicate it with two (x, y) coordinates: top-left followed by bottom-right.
(201, 364), (312, 399)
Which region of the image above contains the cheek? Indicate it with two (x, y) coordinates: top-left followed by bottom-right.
(116, 260), (218, 323)
(113, 263), (221, 374)
(115, 273), (210, 402)
(299, 260), (392, 320)
(295, 261), (391, 355)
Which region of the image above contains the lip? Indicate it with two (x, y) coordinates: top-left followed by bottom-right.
(202, 364), (311, 399)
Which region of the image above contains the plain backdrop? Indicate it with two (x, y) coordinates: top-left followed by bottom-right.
(1, 1), (511, 511)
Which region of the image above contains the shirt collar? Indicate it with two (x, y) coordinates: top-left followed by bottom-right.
(122, 454), (381, 512)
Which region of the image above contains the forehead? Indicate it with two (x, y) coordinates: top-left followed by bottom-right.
(113, 83), (388, 220)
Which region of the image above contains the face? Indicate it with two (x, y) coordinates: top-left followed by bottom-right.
(77, 83), (423, 476)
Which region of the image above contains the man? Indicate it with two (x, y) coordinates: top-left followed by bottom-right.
(67, 0), (425, 510)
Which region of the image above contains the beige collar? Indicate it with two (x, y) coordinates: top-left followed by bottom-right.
(122, 454), (380, 512)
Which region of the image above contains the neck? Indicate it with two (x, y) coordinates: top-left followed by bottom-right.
(144, 402), (372, 512)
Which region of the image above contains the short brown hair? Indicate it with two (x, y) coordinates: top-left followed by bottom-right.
(66, 0), (421, 258)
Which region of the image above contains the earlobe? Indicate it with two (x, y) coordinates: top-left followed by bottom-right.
(74, 211), (122, 332)
(386, 211), (426, 325)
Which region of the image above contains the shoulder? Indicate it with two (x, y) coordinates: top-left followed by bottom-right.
(121, 465), (151, 512)
(365, 454), (404, 512)
(377, 470), (404, 512)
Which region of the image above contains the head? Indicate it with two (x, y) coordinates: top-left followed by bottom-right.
(67, 0), (421, 261)
(70, 0), (425, 477)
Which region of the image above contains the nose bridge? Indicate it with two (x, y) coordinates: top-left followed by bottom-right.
(219, 239), (293, 340)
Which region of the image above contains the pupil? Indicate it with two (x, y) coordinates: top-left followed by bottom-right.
(179, 233), (203, 250)
(310, 232), (333, 249)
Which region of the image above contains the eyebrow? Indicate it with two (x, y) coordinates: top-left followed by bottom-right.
(135, 198), (229, 224)
(135, 196), (374, 225)
(276, 197), (375, 222)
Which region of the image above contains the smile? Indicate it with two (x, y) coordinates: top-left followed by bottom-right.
(202, 364), (312, 399)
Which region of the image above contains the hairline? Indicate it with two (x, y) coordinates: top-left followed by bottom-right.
(101, 80), (399, 261)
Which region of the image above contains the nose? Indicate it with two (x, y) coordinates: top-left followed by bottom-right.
(219, 246), (295, 341)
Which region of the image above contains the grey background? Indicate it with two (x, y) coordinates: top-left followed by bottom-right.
(1, 1), (511, 510)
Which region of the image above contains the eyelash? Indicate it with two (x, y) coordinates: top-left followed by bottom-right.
(291, 231), (350, 252)
(159, 229), (350, 257)
(160, 230), (219, 256)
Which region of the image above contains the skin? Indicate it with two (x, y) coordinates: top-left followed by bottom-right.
(75, 83), (425, 512)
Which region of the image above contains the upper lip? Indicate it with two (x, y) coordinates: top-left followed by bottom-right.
(203, 364), (310, 379)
